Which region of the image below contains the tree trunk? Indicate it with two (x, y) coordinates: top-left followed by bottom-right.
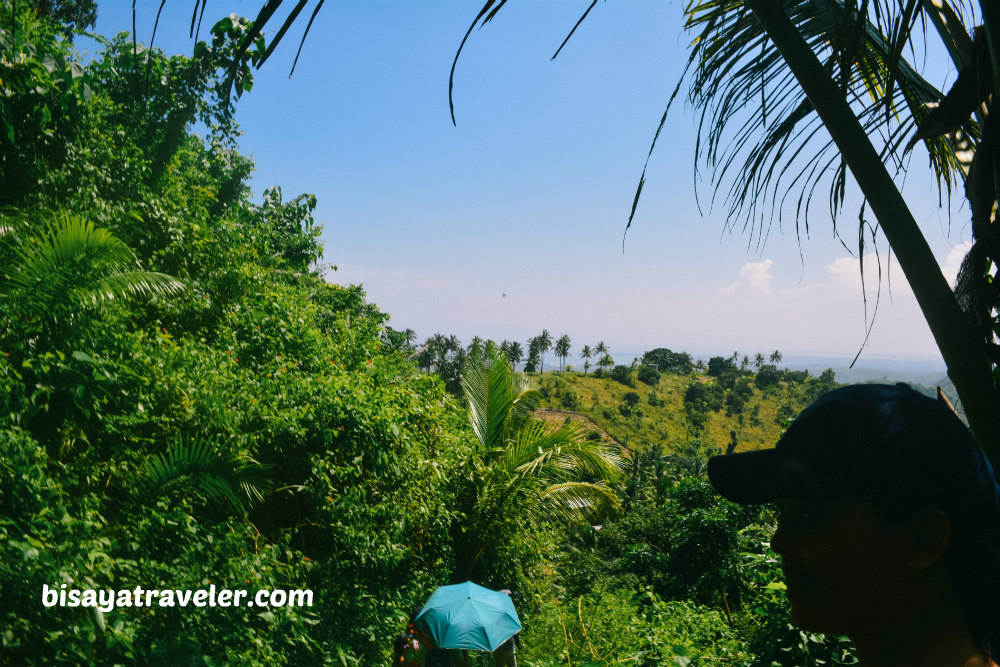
(744, 0), (1000, 463)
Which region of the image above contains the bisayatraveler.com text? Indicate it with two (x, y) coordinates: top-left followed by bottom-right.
(42, 583), (313, 613)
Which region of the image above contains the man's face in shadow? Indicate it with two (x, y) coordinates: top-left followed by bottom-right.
(770, 498), (909, 635)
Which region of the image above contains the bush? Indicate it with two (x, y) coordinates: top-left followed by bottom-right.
(725, 390), (746, 415)
(560, 389), (580, 410)
(641, 348), (694, 374)
(784, 369), (810, 385)
(733, 376), (755, 399)
(520, 587), (749, 667)
(717, 371), (739, 390)
(756, 364), (781, 389)
(684, 382), (724, 413)
(707, 356), (737, 377)
(637, 365), (661, 386)
(610, 365), (637, 388)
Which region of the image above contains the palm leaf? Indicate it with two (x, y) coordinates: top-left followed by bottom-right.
(456, 343), (624, 576)
(1, 212), (184, 320)
(680, 0), (967, 243)
(141, 435), (271, 512)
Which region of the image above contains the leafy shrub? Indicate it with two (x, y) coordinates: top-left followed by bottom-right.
(784, 369), (810, 385)
(684, 382), (724, 413)
(733, 376), (755, 399)
(561, 389), (580, 410)
(707, 356), (737, 377)
(610, 365), (637, 388)
(637, 365), (661, 386)
(756, 364), (781, 389)
(725, 390), (746, 416)
(641, 348), (694, 374)
(648, 389), (666, 407)
(520, 587), (748, 667)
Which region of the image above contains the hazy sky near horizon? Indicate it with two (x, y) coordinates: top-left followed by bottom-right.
(90, 1), (971, 364)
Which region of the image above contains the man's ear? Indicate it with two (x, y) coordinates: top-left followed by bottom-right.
(904, 508), (951, 573)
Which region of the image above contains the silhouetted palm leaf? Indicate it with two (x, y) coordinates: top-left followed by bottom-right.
(677, 0), (970, 244)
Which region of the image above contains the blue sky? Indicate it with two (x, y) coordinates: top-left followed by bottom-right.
(90, 1), (971, 366)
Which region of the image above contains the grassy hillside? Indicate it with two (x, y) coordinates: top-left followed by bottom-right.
(531, 367), (837, 455)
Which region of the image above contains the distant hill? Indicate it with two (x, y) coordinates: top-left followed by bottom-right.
(779, 354), (947, 386)
(530, 367), (837, 455)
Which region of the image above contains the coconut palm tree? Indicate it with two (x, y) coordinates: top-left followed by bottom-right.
(501, 340), (523, 367)
(580, 344), (593, 374)
(555, 334), (571, 372)
(770, 349), (784, 365)
(452, 342), (624, 579)
(524, 348), (541, 375)
(403, 328), (417, 351)
(597, 353), (615, 374)
(675, 0), (1000, 457)
(535, 329), (553, 374)
(754, 352), (766, 370)
(413, 344), (433, 373)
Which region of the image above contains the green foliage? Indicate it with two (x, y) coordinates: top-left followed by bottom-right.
(521, 587), (748, 667)
(725, 389), (746, 416)
(642, 347), (694, 374)
(707, 356), (738, 377)
(610, 364), (637, 388)
(755, 364), (781, 389)
(452, 343), (625, 584)
(1, 211), (184, 353)
(637, 364), (661, 386)
(565, 477), (757, 605)
(560, 388), (580, 410)
(684, 381), (724, 414)
(0, 18), (92, 205)
(141, 434), (271, 513)
(0, 10), (472, 664)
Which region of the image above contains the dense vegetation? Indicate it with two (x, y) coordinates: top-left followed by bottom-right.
(1, 6), (857, 666)
(1, 7), (471, 664)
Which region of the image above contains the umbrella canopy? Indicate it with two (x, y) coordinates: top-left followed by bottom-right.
(415, 581), (521, 652)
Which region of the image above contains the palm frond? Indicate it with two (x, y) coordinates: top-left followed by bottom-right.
(539, 481), (621, 524)
(456, 344), (625, 576)
(73, 270), (184, 307)
(141, 435), (271, 512)
(1, 212), (184, 318)
(461, 342), (517, 452)
(681, 0), (969, 244)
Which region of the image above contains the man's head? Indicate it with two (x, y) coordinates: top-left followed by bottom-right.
(708, 384), (1000, 648)
(708, 383), (999, 515)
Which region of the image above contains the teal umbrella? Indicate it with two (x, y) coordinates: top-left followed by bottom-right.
(415, 581), (521, 651)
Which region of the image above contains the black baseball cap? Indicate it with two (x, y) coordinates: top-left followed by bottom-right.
(707, 383), (1000, 513)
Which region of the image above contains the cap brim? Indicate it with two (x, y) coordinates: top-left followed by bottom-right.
(708, 448), (826, 504)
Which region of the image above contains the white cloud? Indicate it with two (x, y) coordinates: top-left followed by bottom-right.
(824, 242), (972, 296)
(721, 259), (775, 294)
(943, 241), (972, 285)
